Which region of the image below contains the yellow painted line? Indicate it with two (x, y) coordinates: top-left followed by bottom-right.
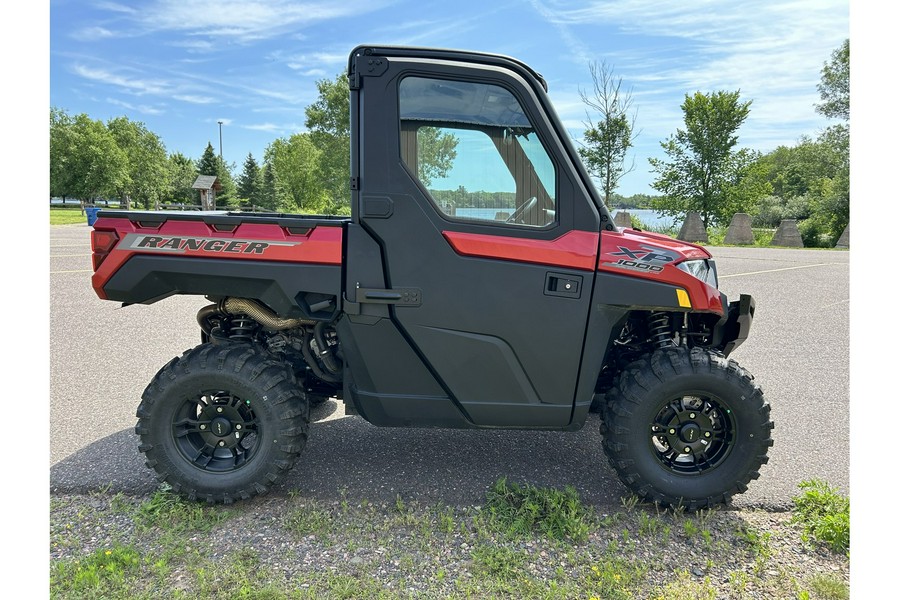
(719, 262), (845, 279)
(50, 269), (93, 274)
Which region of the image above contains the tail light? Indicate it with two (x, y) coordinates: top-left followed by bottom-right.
(91, 229), (119, 271)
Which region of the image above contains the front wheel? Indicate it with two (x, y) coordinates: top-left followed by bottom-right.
(602, 347), (773, 510)
(135, 343), (309, 503)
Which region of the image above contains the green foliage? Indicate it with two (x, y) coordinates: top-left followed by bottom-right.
(649, 90), (753, 228)
(237, 152), (263, 207)
(806, 574), (850, 600)
(135, 490), (231, 534)
(816, 39), (849, 121)
(195, 142), (238, 208)
(305, 73), (352, 213)
(167, 152), (199, 205)
(265, 133), (329, 213)
(584, 556), (647, 600)
(792, 479), (850, 554)
(50, 108), (128, 203)
(470, 544), (528, 581)
(578, 61), (637, 207)
(482, 477), (591, 542)
(107, 116), (170, 209)
(51, 545), (142, 597)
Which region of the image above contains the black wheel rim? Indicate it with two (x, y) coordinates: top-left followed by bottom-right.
(171, 390), (260, 472)
(649, 394), (735, 475)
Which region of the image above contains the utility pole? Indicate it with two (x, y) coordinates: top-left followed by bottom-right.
(217, 120), (224, 160)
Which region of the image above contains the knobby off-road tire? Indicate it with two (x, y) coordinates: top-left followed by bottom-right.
(602, 346), (773, 510)
(135, 343), (309, 504)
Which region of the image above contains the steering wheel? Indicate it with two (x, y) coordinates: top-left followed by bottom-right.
(506, 196), (538, 224)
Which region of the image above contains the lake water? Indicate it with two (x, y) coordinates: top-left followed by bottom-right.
(612, 208), (680, 230)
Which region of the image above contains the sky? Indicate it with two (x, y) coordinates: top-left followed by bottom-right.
(48, 0), (849, 197)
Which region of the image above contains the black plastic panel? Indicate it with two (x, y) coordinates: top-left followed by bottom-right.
(103, 255), (341, 318)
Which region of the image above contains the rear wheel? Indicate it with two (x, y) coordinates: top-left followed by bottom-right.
(602, 347), (773, 510)
(135, 343), (309, 503)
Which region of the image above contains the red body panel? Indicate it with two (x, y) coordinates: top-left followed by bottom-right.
(598, 228), (723, 314)
(442, 230), (600, 271)
(91, 217), (343, 299)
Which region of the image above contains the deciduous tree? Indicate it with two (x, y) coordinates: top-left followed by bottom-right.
(649, 90), (752, 227)
(577, 61), (638, 208)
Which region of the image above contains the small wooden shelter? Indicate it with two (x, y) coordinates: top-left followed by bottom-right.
(192, 175), (222, 210)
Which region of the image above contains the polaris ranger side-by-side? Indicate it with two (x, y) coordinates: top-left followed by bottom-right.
(90, 46), (772, 508)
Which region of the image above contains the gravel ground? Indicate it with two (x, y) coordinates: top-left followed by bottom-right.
(49, 490), (849, 599)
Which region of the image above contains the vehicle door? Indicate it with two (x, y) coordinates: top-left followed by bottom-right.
(353, 52), (602, 427)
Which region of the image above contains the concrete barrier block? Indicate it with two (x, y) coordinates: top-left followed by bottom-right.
(771, 219), (804, 247)
(835, 223), (849, 248)
(723, 213), (754, 245)
(677, 211), (708, 243)
(614, 210), (632, 228)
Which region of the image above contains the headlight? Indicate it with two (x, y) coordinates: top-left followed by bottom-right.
(676, 259), (718, 288)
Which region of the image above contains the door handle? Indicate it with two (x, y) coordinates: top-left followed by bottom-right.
(544, 272), (582, 298)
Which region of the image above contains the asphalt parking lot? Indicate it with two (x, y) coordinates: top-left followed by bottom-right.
(49, 223), (849, 510)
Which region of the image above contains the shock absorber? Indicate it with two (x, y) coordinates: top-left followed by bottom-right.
(647, 312), (675, 348)
(228, 314), (257, 342)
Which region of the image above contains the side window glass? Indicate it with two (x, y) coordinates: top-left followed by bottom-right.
(399, 77), (557, 227)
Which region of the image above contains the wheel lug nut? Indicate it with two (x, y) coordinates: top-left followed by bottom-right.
(200, 424), (207, 430)
(705, 432), (711, 438)
(236, 424), (242, 430)
(669, 429), (676, 435)
(218, 440), (226, 447)
(689, 413), (696, 419)
(684, 447), (691, 453)
(217, 407), (223, 413)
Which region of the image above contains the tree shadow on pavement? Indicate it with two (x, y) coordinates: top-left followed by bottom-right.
(49, 406), (629, 507)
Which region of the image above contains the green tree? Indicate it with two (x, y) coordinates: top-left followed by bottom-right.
(259, 162), (278, 211)
(107, 116), (170, 210)
(52, 112), (127, 210)
(264, 133), (329, 213)
(577, 61), (638, 208)
(649, 90), (752, 227)
(237, 153), (263, 207)
(50, 107), (76, 201)
(195, 142), (237, 208)
(816, 39), (849, 121)
(305, 73), (351, 213)
(415, 127), (458, 188)
(166, 152), (198, 205)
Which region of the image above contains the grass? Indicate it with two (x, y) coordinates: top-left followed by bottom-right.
(479, 477), (592, 542)
(791, 479), (850, 554)
(50, 479), (850, 599)
(50, 206), (90, 225)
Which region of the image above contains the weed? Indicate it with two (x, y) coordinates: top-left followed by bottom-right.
(584, 555), (647, 600)
(135, 490), (231, 534)
(806, 573), (850, 600)
(285, 506), (334, 538)
(482, 477), (592, 542)
(650, 569), (716, 600)
(620, 494), (641, 512)
(683, 519), (699, 538)
(51, 544), (142, 597)
(471, 544), (527, 581)
(792, 479), (850, 554)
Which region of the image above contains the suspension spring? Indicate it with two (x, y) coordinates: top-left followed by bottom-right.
(228, 314), (257, 342)
(647, 312), (674, 348)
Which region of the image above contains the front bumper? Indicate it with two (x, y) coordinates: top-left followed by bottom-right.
(713, 293), (755, 357)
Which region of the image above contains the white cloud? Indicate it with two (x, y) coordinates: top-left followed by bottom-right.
(132, 0), (395, 44)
